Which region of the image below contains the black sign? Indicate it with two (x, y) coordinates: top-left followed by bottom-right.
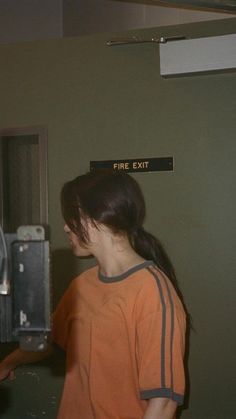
(90, 157), (173, 173)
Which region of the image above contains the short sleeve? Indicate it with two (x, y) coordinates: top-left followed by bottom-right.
(136, 273), (186, 406)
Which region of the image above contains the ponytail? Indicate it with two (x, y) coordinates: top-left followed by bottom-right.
(131, 227), (190, 326)
(130, 227), (178, 290)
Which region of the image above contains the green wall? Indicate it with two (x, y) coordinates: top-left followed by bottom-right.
(0, 18), (236, 419)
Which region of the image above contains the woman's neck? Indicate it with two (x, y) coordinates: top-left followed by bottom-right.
(98, 251), (145, 278)
(92, 231), (145, 277)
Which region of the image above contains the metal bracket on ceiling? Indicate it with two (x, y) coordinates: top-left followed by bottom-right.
(106, 35), (186, 46)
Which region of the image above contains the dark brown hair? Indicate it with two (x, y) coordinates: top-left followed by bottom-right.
(61, 170), (177, 286)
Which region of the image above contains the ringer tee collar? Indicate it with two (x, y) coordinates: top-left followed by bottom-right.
(99, 260), (154, 283)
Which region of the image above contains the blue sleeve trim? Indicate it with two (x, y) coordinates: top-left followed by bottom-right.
(140, 388), (184, 405)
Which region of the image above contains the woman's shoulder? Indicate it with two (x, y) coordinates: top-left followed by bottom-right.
(134, 263), (184, 312)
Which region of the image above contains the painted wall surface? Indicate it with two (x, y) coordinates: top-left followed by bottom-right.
(0, 18), (236, 418)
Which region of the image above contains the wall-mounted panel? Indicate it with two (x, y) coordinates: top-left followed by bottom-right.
(160, 33), (236, 76)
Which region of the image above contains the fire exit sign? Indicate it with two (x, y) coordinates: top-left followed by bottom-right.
(90, 157), (173, 173)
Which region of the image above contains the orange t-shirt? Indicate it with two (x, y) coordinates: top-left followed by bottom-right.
(53, 260), (186, 419)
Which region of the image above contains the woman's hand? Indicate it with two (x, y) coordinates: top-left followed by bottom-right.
(0, 360), (15, 382)
(0, 345), (53, 383)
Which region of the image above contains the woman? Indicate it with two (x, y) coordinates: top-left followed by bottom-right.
(0, 170), (186, 419)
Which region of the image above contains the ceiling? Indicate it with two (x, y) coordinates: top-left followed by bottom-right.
(115, 0), (236, 13)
